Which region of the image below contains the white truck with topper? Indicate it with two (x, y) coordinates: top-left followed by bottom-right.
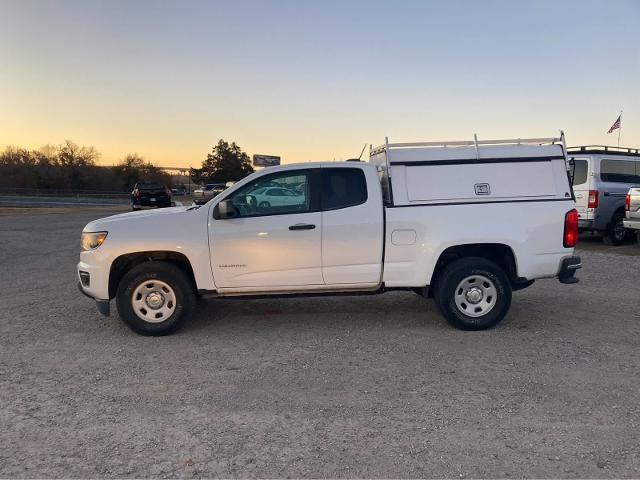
(78, 133), (581, 335)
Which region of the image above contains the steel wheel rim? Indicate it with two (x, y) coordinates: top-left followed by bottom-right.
(454, 274), (498, 318)
(131, 279), (176, 323)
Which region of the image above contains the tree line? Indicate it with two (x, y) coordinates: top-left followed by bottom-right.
(0, 139), (254, 193)
(0, 141), (170, 192)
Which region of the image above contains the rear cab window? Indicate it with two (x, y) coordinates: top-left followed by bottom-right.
(321, 168), (368, 210)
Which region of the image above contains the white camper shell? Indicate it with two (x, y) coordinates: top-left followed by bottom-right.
(369, 135), (573, 206)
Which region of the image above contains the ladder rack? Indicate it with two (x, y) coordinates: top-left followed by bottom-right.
(371, 134), (564, 156)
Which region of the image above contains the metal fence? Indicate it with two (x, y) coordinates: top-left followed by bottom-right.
(0, 187), (130, 200)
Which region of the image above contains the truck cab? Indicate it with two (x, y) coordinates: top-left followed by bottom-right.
(209, 163), (384, 292)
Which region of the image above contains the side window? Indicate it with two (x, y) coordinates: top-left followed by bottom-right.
(571, 159), (588, 186)
(226, 171), (311, 217)
(600, 159), (640, 183)
(321, 168), (368, 210)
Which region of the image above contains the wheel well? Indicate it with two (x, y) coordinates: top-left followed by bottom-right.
(429, 243), (519, 295)
(108, 251), (197, 299)
(608, 207), (626, 227)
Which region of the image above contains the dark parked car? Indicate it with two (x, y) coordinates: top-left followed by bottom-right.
(130, 181), (172, 210)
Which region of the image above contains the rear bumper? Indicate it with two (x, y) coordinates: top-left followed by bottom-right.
(623, 218), (640, 231)
(132, 198), (171, 207)
(578, 219), (594, 229)
(558, 256), (581, 284)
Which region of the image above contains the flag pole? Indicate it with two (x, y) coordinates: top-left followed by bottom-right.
(618, 110), (623, 148)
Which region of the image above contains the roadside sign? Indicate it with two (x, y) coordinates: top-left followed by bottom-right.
(253, 154), (280, 167)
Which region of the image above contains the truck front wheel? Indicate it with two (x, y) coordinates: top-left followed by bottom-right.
(434, 257), (512, 330)
(116, 261), (195, 335)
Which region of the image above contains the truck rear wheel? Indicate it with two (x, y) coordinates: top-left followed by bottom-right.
(603, 212), (629, 246)
(116, 261), (195, 336)
(434, 257), (512, 330)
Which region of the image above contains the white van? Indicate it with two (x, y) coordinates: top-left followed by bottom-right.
(567, 146), (640, 244)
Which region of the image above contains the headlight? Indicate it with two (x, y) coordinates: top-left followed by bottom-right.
(81, 231), (108, 251)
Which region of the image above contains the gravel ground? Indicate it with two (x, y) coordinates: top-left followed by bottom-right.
(1, 208), (639, 478)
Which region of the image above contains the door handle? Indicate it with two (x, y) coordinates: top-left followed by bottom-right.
(289, 223), (316, 231)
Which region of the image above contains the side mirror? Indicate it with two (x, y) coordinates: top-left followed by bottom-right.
(213, 199), (237, 219)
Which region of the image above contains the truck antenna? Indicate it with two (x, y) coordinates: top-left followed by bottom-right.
(357, 143), (368, 160)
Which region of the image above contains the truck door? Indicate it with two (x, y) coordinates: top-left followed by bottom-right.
(209, 169), (323, 289)
(320, 166), (384, 285)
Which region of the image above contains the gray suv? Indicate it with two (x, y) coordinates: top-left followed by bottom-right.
(568, 146), (640, 245)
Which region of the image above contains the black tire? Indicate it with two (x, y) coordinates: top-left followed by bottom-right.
(603, 212), (629, 245)
(434, 257), (512, 331)
(116, 261), (195, 336)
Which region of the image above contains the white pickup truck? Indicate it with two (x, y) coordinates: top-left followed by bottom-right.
(623, 187), (640, 243)
(78, 134), (581, 335)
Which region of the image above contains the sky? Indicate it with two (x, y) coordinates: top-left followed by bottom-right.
(1, 0), (639, 167)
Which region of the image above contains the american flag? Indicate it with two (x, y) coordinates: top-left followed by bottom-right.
(607, 115), (621, 134)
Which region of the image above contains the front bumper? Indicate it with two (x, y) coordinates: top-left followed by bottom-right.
(558, 256), (581, 284)
(78, 282), (111, 316)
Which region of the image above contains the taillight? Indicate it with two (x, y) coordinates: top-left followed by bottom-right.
(587, 190), (599, 209)
(563, 209), (579, 248)
(133, 188), (140, 197)
(165, 187), (172, 197)
(625, 194), (631, 211)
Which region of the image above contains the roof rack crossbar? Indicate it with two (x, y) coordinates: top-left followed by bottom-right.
(566, 145), (640, 154)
